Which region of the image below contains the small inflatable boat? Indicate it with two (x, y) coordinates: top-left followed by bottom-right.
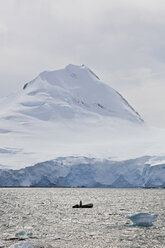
(72, 203), (93, 208)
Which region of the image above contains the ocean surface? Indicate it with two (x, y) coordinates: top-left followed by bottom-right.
(0, 188), (164, 248)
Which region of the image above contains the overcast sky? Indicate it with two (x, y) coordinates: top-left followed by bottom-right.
(1, 0), (165, 127)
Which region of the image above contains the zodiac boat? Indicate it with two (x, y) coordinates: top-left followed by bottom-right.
(72, 203), (93, 208)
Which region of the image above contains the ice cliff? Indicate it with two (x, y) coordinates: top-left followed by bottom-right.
(0, 156), (165, 188)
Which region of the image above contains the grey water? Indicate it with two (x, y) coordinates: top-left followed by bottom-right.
(0, 188), (164, 248)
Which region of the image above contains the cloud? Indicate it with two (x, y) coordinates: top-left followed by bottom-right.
(0, 0), (165, 126)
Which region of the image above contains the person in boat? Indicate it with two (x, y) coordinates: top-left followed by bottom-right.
(72, 200), (93, 208)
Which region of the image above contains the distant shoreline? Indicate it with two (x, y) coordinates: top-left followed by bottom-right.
(0, 186), (164, 189)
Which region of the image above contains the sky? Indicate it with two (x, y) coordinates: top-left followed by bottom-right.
(1, 0), (165, 127)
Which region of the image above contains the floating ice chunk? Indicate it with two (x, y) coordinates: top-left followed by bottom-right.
(15, 230), (27, 239)
(9, 241), (33, 248)
(0, 242), (4, 248)
(126, 212), (158, 226)
(15, 230), (33, 240)
(27, 232), (33, 238)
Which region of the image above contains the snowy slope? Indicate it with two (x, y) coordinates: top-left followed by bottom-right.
(0, 64), (165, 187)
(0, 64), (143, 122)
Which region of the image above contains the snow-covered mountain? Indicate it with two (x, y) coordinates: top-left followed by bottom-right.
(0, 64), (165, 187)
(0, 64), (143, 123)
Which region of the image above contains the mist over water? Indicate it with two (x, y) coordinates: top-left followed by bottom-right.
(0, 188), (164, 248)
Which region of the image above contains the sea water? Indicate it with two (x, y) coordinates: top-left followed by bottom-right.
(0, 188), (164, 248)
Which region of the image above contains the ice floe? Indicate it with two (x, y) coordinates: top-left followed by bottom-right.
(9, 241), (34, 248)
(126, 212), (158, 226)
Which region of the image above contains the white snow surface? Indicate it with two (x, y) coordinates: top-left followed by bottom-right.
(0, 64), (165, 187)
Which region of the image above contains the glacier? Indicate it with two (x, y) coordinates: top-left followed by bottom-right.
(0, 64), (165, 187)
(0, 156), (165, 188)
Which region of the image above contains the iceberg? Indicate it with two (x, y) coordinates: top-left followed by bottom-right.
(9, 241), (33, 248)
(125, 212), (158, 226)
(15, 230), (27, 239)
(15, 230), (33, 239)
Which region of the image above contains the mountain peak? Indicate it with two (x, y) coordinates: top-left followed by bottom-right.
(21, 64), (142, 123)
(6, 64), (143, 123)
(65, 64), (100, 80)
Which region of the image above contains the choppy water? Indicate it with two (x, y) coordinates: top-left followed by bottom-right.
(0, 188), (164, 248)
